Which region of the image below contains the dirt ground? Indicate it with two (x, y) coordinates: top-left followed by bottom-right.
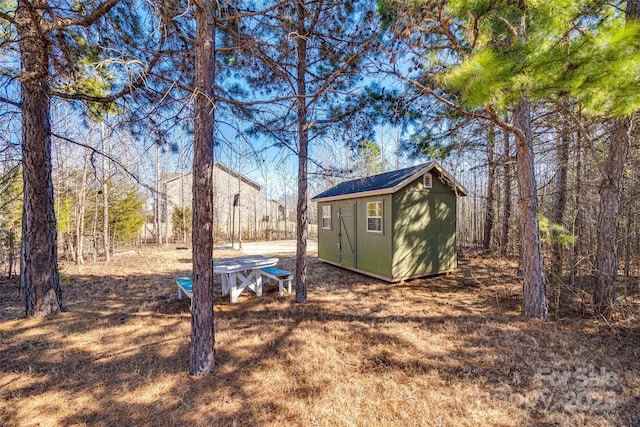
(0, 245), (639, 426)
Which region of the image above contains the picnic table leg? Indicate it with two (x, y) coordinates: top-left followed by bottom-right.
(277, 277), (292, 295)
(229, 272), (241, 303)
(221, 273), (232, 296)
(255, 271), (263, 297)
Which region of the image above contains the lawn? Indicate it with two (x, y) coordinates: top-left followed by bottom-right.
(1, 245), (638, 426)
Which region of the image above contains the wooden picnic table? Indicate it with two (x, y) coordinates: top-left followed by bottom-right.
(213, 255), (278, 302)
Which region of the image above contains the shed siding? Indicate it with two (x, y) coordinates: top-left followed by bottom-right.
(317, 202), (339, 263)
(392, 174), (457, 278)
(316, 166), (462, 281)
(355, 195), (393, 278)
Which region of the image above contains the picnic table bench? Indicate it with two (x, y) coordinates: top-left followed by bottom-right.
(176, 276), (193, 301)
(260, 266), (293, 295)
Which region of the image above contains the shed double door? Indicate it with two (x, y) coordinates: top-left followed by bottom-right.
(338, 204), (356, 268)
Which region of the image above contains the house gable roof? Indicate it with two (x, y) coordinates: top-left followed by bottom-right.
(163, 162), (261, 191)
(213, 162), (261, 191)
(312, 162), (468, 202)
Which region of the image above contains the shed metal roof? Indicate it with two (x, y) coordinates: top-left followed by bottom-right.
(312, 162), (468, 202)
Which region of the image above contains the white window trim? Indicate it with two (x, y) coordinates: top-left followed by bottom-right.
(322, 205), (331, 229)
(423, 172), (433, 189)
(366, 201), (383, 233)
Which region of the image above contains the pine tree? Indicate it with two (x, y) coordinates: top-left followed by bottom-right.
(234, 0), (379, 302)
(379, 0), (640, 319)
(483, 126), (496, 252)
(109, 183), (145, 244)
(190, 0), (216, 376)
(1, 0), (170, 316)
(593, 0), (640, 316)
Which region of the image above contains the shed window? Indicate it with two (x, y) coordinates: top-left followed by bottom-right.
(423, 172), (433, 189)
(367, 201), (383, 233)
(322, 205), (331, 229)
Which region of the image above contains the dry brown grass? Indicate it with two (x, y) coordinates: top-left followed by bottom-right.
(1, 246), (639, 426)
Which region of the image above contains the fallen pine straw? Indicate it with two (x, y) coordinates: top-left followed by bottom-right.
(0, 245), (638, 426)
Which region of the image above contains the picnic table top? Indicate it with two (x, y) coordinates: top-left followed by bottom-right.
(213, 255), (278, 273)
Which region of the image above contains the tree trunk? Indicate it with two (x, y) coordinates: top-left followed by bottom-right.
(629, 0), (640, 19)
(550, 111), (570, 313)
(76, 151), (88, 265)
(154, 143), (162, 245)
(237, 162), (242, 249)
(8, 229), (16, 278)
(92, 185), (99, 262)
(513, 98), (548, 321)
(190, 0), (216, 376)
(633, 216), (640, 276)
(594, 118), (631, 315)
(624, 205), (632, 277)
(593, 0), (637, 316)
(181, 164), (187, 243)
(500, 128), (512, 257)
(17, 0), (63, 317)
(101, 123), (111, 261)
(483, 126), (496, 251)
(571, 126), (583, 285)
(294, 1), (308, 303)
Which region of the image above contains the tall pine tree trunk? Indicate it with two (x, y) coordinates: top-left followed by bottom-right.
(513, 98), (548, 320)
(593, 0), (637, 316)
(483, 126), (495, 251)
(17, 0), (62, 317)
(76, 151), (88, 265)
(101, 123), (110, 261)
(624, 205), (633, 277)
(8, 228), (16, 278)
(190, 0), (215, 376)
(501, 128), (512, 257)
(181, 162), (187, 243)
(571, 125), (583, 285)
(92, 185), (99, 262)
(294, 0), (308, 303)
(594, 118), (630, 315)
(154, 143), (163, 245)
(550, 111), (570, 312)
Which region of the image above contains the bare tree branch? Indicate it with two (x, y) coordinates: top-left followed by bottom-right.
(0, 10), (15, 23)
(44, 0), (121, 33)
(51, 131), (157, 193)
(0, 95), (21, 108)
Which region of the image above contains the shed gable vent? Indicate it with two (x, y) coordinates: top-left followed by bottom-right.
(423, 172), (433, 189)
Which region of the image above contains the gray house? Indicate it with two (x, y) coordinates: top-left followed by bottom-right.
(312, 162), (467, 282)
(160, 162), (286, 241)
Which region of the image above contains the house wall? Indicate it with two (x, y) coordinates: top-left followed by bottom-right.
(162, 166), (283, 241)
(391, 172), (457, 279)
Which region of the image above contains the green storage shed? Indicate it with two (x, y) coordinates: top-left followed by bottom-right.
(312, 162), (467, 282)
